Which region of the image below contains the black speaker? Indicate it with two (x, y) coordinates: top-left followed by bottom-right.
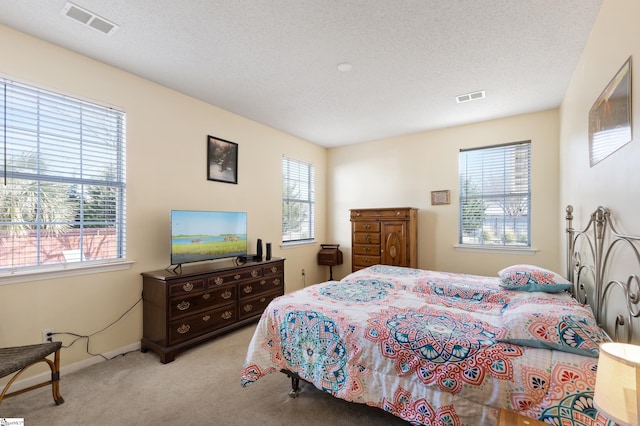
(266, 243), (272, 260)
(256, 239), (263, 259)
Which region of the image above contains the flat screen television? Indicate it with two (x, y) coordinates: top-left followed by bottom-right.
(170, 210), (247, 266)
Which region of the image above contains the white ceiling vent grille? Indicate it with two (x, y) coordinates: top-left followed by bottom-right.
(62, 2), (119, 36)
(456, 90), (486, 103)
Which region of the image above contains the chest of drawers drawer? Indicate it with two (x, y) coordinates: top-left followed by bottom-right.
(353, 221), (380, 232)
(238, 292), (280, 320)
(351, 209), (411, 219)
(168, 305), (237, 345)
(263, 262), (284, 276)
(238, 275), (283, 300)
(169, 278), (206, 296)
(168, 284), (235, 320)
(353, 244), (381, 256)
(209, 267), (262, 287)
(353, 254), (381, 268)
(353, 232), (381, 245)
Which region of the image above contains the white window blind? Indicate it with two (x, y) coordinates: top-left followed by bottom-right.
(459, 141), (531, 247)
(282, 156), (315, 243)
(0, 78), (126, 271)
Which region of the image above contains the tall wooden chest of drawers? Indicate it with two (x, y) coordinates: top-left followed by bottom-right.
(141, 258), (284, 363)
(350, 208), (417, 272)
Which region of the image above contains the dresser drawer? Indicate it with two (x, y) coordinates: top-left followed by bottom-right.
(168, 278), (206, 296)
(168, 305), (237, 345)
(353, 244), (381, 256)
(351, 209), (411, 219)
(238, 292), (280, 320)
(263, 261), (284, 276)
(168, 285), (236, 320)
(353, 254), (380, 268)
(353, 221), (380, 232)
(353, 232), (381, 244)
(238, 275), (284, 300)
(208, 267), (262, 287)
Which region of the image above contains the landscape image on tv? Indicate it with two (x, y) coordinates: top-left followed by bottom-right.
(170, 210), (247, 265)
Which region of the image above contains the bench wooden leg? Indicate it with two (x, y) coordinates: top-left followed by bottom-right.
(0, 349), (64, 406)
(51, 347), (64, 405)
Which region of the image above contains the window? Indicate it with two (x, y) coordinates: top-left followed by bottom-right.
(459, 141), (531, 247)
(282, 156), (314, 244)
(0, 78), (126, 272)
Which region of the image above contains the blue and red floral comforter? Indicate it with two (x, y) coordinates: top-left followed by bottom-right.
(241, 265), (612, 426)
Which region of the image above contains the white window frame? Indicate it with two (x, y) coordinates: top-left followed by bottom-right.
(458, 141), (531, 250)
(0, 78), (130, 283)
(282, 156), (315, 245)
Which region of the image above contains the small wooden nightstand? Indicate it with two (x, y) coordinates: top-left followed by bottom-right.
(498, 409), (547, 425)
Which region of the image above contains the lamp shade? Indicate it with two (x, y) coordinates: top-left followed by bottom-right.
(594, 342), (640, 426)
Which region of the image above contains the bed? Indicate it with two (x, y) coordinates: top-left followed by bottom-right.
(241, 206), (640, 425)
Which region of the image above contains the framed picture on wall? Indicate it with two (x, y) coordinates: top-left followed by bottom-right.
(588, 56), (632, 167)
(207, 135), (238, 184)
(431, 190), (450, 205)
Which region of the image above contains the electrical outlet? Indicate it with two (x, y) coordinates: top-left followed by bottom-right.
(42, 328), (55, 343)
(301, 268), (305, 276)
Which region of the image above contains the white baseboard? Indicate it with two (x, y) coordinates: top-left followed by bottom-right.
(5, 341), (141, 393)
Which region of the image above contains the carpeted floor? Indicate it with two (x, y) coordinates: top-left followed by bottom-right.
(0, 325), (409, 425)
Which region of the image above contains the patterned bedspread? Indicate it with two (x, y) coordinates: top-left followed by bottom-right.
(241, 265), (613, 426)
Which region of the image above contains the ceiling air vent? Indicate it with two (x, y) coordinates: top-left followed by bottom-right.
(62, 2), (119, 36)
(456, 90), (486, 103)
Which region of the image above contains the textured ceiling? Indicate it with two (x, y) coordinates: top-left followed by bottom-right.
(0, 1), (602, 148)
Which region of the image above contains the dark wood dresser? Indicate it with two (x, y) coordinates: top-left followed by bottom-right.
(350, 208), (417, 272)
(141, 258), (285, 363)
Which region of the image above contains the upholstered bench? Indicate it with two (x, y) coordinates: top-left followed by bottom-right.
(0, 341), (64, 405)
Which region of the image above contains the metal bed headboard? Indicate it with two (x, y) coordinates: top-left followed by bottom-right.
(566, 205), (640, 343)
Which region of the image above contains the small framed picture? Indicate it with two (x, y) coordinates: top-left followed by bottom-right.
(207, 135), (238, 184)
(431, 190), (450, 205)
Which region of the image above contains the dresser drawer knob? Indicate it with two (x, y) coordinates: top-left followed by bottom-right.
(260, 280), (266, 285)
(364, 247), (370, 252)
(202, 293), (211, 300)
(221, 311), (233, 320)
(270, 266), (278, 273)
(202, 315), (211, 322)
(365, 259), (371, 264)
(363, 224), (370, 230)
(243, 304), (253, 312)
(177, 324), (190, 334)
(182, 282), (194, 292)
(214, 277), (224, 285)
(260, 298), (266, 303)
(234, 274), (241, 280)
(222, 290), (232, 299)
(273, 279), (280, 286)
(243, 286), (253, 293)
(177, 301), (190, 311)
(251, 270), (259, 277)
(364, 235), (370, 241)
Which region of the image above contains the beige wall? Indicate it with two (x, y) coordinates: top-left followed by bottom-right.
(327, 109), (562, 278)
(560, 0), (640, 232)
(0, 25), (327, 372)
(559, 0), (640, 341)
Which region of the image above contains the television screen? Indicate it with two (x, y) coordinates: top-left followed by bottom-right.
(170, 210), (247, 265)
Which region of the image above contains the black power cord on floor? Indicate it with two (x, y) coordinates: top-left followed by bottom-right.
(51, 296), (142, 361)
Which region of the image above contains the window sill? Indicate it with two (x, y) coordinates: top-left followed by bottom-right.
(454, 245), (538, 255)
(280, 240), (316, 249)
(0, 260), (135, 286)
